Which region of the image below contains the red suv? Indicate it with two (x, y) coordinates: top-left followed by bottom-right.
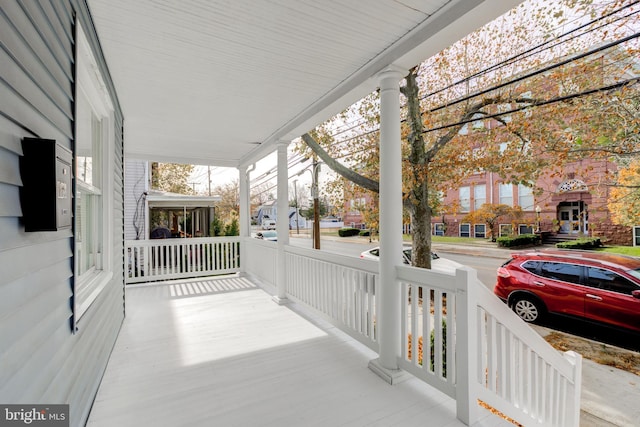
(494, 250), (640, 333)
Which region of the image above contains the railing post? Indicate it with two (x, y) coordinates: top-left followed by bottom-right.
(563, 350), (582, 427)
(455, 266), (479, 425)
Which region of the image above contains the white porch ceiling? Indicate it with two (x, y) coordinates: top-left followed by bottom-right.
(87, 0), (523, 168)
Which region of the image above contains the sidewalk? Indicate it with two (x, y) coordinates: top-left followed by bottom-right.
(315, 233), (640, 426)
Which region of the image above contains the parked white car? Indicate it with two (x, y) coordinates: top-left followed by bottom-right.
(261, 218), (276, 230)
(359, 244), (462, 271)
(255, 230), (277, 241)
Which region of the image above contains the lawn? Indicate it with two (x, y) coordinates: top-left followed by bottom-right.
(597, 246), (640, 257)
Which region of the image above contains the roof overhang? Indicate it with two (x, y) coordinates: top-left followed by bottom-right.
(87, 0), (523, 168)
(146, 190), (221, 209)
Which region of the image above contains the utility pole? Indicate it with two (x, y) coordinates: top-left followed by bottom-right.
(312, 156), (320, 249)
(207, 166), (212, 196)
(293, 179), (300, 234)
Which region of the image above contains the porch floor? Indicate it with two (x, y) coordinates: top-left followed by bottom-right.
(87, 275), (509, 427)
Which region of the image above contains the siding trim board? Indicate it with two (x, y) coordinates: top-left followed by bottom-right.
(0, 1), (125, 426)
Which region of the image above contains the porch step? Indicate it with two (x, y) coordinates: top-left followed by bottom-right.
(542, 233), (579, 244)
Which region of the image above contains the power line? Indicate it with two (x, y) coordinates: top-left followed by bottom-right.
(312, 1), (639, 150)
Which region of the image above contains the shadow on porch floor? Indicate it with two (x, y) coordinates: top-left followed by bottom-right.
(87, 275), (510, 427)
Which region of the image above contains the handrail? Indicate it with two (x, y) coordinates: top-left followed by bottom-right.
(395, 264), (581, 426)
(125, 237), (241, 284)
(284, 245), (379, 351)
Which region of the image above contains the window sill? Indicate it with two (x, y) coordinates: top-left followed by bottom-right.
(75, 270), (113, 330)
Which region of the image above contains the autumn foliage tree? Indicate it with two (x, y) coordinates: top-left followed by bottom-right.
(151, 162), (195, 194)
(463, 204), (524, 241)
(299, 0), (639, 267)
(608, 158), (640, 227)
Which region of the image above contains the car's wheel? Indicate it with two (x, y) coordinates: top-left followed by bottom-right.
(511, 295), (545, 323)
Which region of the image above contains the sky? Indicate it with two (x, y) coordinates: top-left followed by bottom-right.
(188, 146), (334, 198)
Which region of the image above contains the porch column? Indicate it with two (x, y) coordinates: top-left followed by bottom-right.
(239, 164), (249, 275)
(273, 140), (290, 304)
(368, 66), (407, 384)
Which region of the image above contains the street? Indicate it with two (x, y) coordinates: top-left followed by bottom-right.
(289, 235), (504, 289)
(287, 234), (640, 351)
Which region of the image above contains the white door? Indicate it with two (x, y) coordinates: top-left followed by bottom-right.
(558, 206), (580, 234)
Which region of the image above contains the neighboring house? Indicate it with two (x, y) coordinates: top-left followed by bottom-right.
(435, 152), (636, 246)
(124, 159), (220, 240)
(255, 200), (307, 230)
(432, 48), (639, 246)
(1, 2), (125, 424)
(340, 173), (377, 229)
(343, 193), (376, 229)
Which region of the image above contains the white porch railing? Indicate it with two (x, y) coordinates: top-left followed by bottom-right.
(244, 240), (582, 427)
(137, 238), (581, 426)
(125, 237), (241, 284)
(285, 245), (378, 351)
(396, 265), (582, 427)
(244, 238), (278, 287)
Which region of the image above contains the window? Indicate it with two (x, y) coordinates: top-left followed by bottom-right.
(499, 183), (513, 206)
(634, 226), (640, 247)
(74, 24), (114, 320)
(586, 267), (639, 295)
(522, 260), (541, 274)
(459, 186), (470, 212)
(518, 184), (534, 211)
(539, 262), (582, 284)
(519, 224), (533, 235)
(434, 223), (445, 236)
(76, 101), (102, 277)
(460, 223), (470, 238)
(474, 224), (486, 238)
(499, 224), (513, 236)
(474, 184), (486, 211)
(349, 198), (365, 213)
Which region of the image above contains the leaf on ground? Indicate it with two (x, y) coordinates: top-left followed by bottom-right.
(544, 331), (640, 376)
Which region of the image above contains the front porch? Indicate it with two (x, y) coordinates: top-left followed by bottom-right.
(95, 237), (582, 426)
(87, 275), (510, 427)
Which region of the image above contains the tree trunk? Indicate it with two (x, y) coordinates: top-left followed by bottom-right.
(411, 179), (432, 269)
(404, 67), (432, 268)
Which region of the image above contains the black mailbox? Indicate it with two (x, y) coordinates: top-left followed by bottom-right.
(20, 138), (73, 231)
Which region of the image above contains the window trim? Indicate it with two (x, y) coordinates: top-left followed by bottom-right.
(499, 183), (513, 206)
(473, 223), (486, 238)
(518, 224), (534, 235)
(499, 223), (513, 237)
(460, 223), (471, 238)
(517, 184), (534, 211)
(474, 184), (486, 211)
(459, 186), (470, 212)
(73, 22), (115, 327)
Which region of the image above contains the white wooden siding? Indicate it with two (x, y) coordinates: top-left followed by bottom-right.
(124, 159), (147, 240)
(0, 1), (125, 426)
